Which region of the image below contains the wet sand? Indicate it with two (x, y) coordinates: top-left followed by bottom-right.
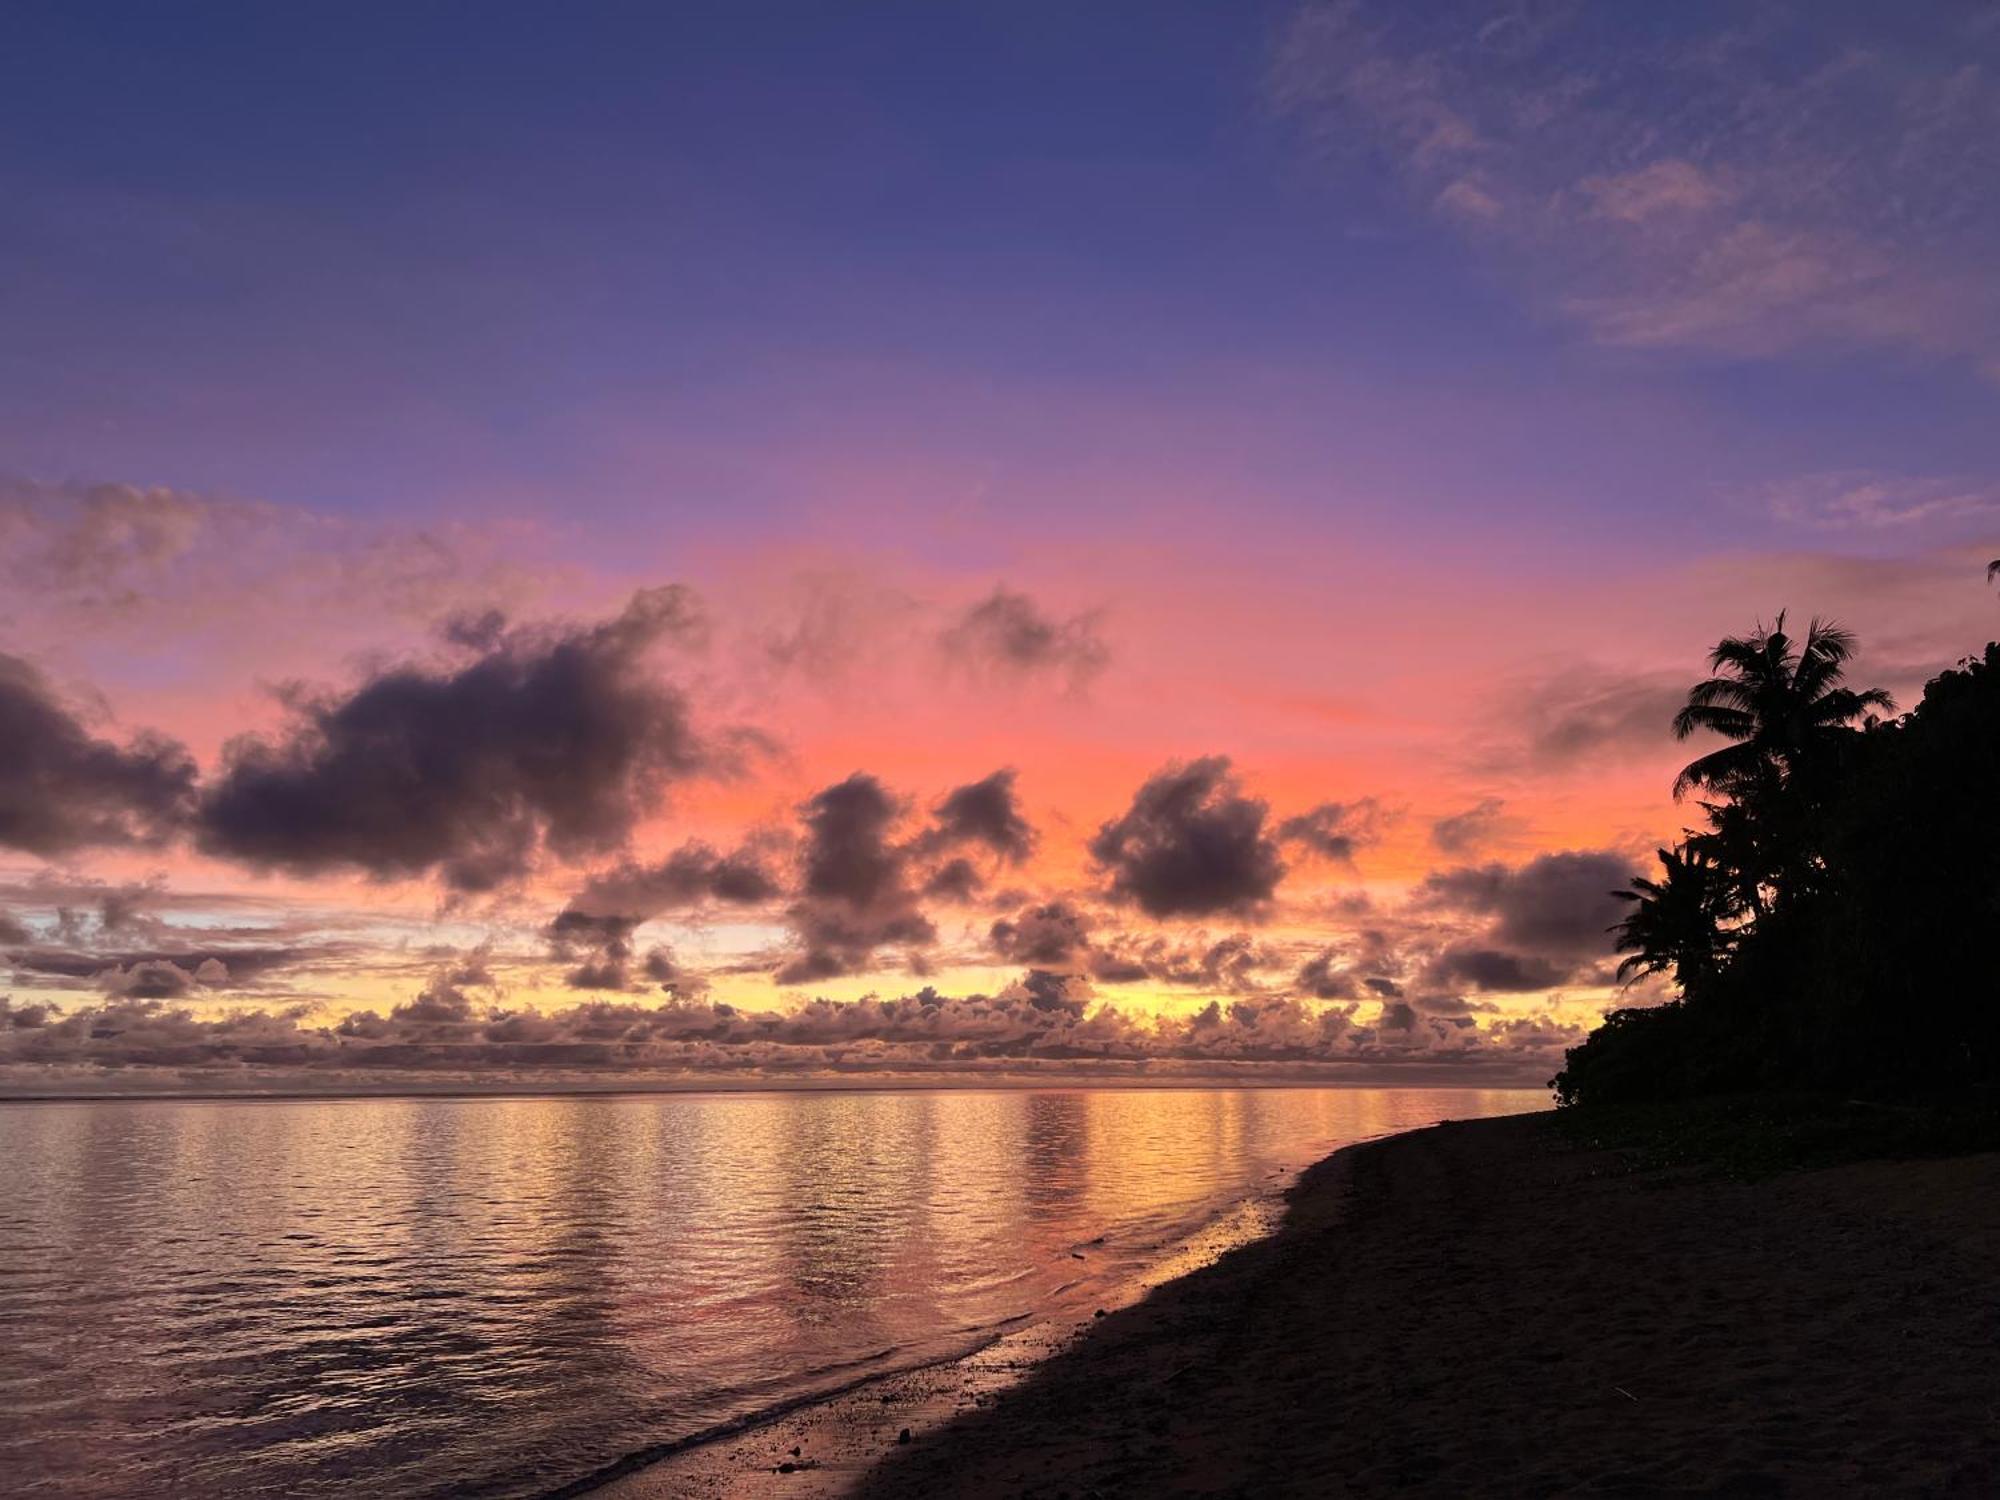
(849, 1112), (2000, 1497)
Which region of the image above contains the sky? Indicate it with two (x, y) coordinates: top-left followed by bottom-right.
(3, 0), (1998, 1093)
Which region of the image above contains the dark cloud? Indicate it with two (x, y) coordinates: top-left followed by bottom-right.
(941, 589), (1108, 690)
(1088, 932), (1277, 994)
(197, 588), (714, 891)
(1298, 949), (1365, 1000)
(989, 901), (1094, 969)
(1089, 756), (1285, 918)
(438, 607), (511, 652)
(777, 774), (936, 983)
(8, 942), (320, 994)
(546, 911), (644, 991)
(916, 769), (1036, 863)
(95, 958), (221, 1000)
(336, 967), (487, 1040)
(1420, 849), (1637, 959)
(1277, 798), (1390, 864)
(0, 653), (197, 856)
(563, 840), (782, 923)
(1430, 797), (1507, 855)
(94, 881), (165, 936)
(0, 977), (1574, 1084)
(1421, 945), (1570, 993)
(1, 997), (328, 1071)
(922, 857), (984, 901)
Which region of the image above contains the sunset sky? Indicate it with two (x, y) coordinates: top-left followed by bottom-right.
(4, 0), (1998, 1091)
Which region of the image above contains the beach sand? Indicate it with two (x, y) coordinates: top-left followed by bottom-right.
(848, 1112), (2000, 1497)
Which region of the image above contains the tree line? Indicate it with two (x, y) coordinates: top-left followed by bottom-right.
(1555, 568), (2000, 1107)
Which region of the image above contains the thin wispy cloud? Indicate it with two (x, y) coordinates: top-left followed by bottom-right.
(1757, 471), (2000, 530)
(1274, 1), (2000, 373)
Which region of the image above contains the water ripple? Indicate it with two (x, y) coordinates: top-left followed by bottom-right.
(0, 1085), (1537, 1497)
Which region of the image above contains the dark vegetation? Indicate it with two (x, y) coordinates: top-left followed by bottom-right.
(1554, 586), (2000, 1118)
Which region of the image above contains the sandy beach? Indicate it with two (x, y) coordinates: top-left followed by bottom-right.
(838, 1112), (2000, 1498)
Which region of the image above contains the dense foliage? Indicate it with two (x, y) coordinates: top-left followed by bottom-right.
(1554, 617), (2000, 1107)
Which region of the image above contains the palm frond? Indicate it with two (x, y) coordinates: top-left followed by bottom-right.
(1680, 677), (1761, 713)
(1800, 616), (1856, 663)
(1673, 740), (1763, 799)
(1809, 685), (1894, 725)
(1708, 635), (1774, 676)
(1672, 702), (1756, 741)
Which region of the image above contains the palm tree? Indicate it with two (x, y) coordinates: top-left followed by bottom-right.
(1989, 559), (1999, 585)
(1671, 612), (1893, 799)
(1611, 843), (1732, 990)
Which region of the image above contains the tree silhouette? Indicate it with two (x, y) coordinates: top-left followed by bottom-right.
(1671, 613), (1892, 799)
(1611, 844), (1731, 988)
(1557, 616), (2000, 1107)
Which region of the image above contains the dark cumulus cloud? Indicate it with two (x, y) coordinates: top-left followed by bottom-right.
(989, 902), (1285, 998)
(544, 908), (704, 999)
(1297, 947), (1404, 1001)
(1419, 848), (1637, 986)
(915, 769), (1036, 864)
(990, 901), (1094, 969)
(1430, 797), (1507, 855)
(7, 940), (325, 998)
(1089, 932), (1277, 993)
(940, 588), (1108, 691)
(546, 911), (646, 991)
(564, 840), (781, 921)
(0, 653), (196, 856)
(1421, 849), (1636, 955)
(197, 588), (713, 892)
(1277, 798), (1389, 864)
(777, 773), (936, 984)
(1089, 756), (1285, 918)
(1421, 945), (1570, 993)
(0, 979), (1574, 1083)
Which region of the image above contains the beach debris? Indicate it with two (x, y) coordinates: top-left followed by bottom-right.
(1613, 1386), (1639, 1402)
(898, 1427), (912, 1444)
(1093, 1308), (1107, 1318)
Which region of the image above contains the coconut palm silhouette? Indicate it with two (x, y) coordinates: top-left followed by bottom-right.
(1610, 845), (1730, 989)
(1671, 612), (1892, 800)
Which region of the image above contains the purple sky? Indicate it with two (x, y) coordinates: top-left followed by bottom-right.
(2, 1), (1997, 1092)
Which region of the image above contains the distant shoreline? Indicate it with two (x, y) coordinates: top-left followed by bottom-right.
(851, 1112), (2000, 1497)
(0, 1078), (1548, 1105)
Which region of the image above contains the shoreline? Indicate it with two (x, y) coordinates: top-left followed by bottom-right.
(572, 1143), (1338, 1499)
(851, 1111), (2000, 1497)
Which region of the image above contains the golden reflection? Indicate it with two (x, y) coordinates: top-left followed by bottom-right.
(0, 1086), (1545, 1498)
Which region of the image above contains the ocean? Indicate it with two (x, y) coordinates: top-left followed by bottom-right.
(0, 1085), (1541, 1497)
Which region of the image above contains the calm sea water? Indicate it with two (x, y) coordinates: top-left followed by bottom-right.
(0, 1086), (1539, 1498)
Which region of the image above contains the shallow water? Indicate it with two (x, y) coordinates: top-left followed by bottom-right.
(0, 1086), (1540, 1498)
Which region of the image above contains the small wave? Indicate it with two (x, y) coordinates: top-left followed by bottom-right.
(543, 1165), (1314, 1499)
(532, 1333), (1014, 1500)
